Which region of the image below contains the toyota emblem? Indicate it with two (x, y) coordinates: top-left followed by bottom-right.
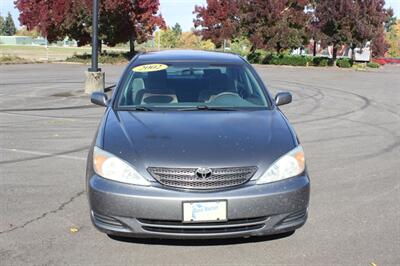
(195, 167), (212, 179)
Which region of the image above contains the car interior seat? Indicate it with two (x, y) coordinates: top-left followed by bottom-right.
(135, 70), (178, 104)
(198, 70), (237, 102)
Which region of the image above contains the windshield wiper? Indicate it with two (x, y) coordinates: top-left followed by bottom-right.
(178, 105), (237, 111)
(117, 106), (153, 111)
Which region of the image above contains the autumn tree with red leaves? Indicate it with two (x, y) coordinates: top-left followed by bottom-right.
(313, 0), (356, 64)
(194, 0), (311, 52)
(15, 0), (165, 53)
(193, 0), (240, 48)
(352, 0), (392, 57)
(239, 0), (310, 53)
(313, 0), (392, 62)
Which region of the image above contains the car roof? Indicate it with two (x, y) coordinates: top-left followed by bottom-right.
(134, 50), (244, 64)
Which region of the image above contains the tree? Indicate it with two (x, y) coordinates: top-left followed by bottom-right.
(371, 30), (389, 57)
(172, 23), (182, 37)
(178, 31), (200, 48)
(16, 26), (40, 38)
(15, 0), (165, 53)
(314, 0), (356, 65)
(239, 0), (310, 54)
(155, 27), (180, 48)
(384, 8), (396, 32)
(0, 14), (5, 35)
(199, 39), (216, 50)
(4, 12), (17, 36)
(15, 0), (65, 41)
(386, 20), (400, 57)
(193, 0), (240, 47)
(351, 0), (391, 59)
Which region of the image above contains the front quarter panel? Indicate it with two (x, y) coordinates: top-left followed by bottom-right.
(86, 107), (111, 187)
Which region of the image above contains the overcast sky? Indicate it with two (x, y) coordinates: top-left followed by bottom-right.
(1, 0), (399, 31)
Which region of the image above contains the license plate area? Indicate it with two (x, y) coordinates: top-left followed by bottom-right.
(182, 200), (227, 223)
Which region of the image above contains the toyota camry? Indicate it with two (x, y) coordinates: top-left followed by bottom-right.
(86, 50), (310, 239)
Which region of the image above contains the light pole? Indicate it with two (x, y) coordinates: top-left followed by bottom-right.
(84, 0), (105, 94)
(90, 0), (100, 72)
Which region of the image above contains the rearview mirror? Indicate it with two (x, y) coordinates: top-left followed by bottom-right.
(275, 92), (292, 106)
(91, 92), (108, 107)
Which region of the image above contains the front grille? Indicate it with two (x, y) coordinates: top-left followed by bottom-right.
(138, 216), (267, 235)
(147, 166), (258, 190)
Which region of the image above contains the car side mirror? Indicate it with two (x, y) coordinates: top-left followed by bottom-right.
(91, 92), (109, 107)
(275, 92), (292, 106)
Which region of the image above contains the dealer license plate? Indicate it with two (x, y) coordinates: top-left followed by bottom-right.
(183, 201), (227, 223)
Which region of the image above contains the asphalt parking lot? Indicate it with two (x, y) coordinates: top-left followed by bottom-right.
(1, 63), (399, 265)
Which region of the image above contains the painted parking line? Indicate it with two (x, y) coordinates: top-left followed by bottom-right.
(0, 147), (86, 161)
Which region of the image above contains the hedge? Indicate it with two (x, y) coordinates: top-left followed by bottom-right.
(309, 57), (333, 67)
(248, 52), (338, 67)
(264, 54), (308, 66)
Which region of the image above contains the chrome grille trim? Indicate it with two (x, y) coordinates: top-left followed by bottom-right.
(147, 166), (257, 190)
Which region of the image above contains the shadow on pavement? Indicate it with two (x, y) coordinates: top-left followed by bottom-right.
(107, 231), (295, 246)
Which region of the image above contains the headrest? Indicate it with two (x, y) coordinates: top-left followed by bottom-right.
(209, 73), (235, 92)
(147, 70), (167, 90)
(203, 69), (222, 78)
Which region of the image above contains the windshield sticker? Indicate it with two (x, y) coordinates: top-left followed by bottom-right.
(132, 64), (168, 73)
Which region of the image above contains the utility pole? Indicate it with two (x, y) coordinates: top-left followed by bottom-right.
(84, 0), (105, 94)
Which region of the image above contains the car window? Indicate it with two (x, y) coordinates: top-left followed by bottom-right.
(117, 62), (269, 109)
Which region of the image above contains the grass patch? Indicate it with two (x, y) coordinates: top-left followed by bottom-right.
(352, 62), (367, 71)
(0, 44), (128, 61)
(66, 52), (135, 64)
(0, 55), (39, 64)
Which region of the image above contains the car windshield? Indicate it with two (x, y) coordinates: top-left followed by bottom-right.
(117, 62), (270, 110)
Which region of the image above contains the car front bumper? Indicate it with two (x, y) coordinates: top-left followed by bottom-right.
(88, 174), (310, 239)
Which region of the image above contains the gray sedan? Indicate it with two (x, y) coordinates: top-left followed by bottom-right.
(87, 50), (310, 239)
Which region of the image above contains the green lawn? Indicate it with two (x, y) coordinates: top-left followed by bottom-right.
(0, 44), (129, 61)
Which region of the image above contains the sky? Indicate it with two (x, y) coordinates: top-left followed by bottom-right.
(1, 0), (399, 31)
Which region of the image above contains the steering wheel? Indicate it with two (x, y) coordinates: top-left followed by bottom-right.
(237, 84), (248, 98)
(212, 92), (240, 101)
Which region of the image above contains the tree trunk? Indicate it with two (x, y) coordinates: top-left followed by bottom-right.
(276, 43), (281, 54)
(350, 44), (356, 62)
(250, 44), (256, 54)
(129, 34), (135, 54)
(313, 40), (317, 57)
(332, 46), (338, 66)
(98, 40), (102, 54)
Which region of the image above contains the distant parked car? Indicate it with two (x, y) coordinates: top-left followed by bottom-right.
(87, 50), (310, 239)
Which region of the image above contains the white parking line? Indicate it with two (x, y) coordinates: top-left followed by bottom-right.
(0, 147), (86, 161)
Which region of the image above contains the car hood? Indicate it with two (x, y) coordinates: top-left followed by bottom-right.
(102, 109), (295, 177)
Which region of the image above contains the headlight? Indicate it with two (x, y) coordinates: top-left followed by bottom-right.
(256, 145), (305, 184)
(93, 146), (150, 186)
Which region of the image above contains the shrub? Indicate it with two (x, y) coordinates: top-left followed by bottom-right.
(311, 56), (332, 67)
(66, 52), (133, 64)
(367, 62), (380, 68)
(247, 50), (267, 64)
(0, 55), (37, 64)
(337, 58), (352, 68)
(263, 54), (308, 66)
